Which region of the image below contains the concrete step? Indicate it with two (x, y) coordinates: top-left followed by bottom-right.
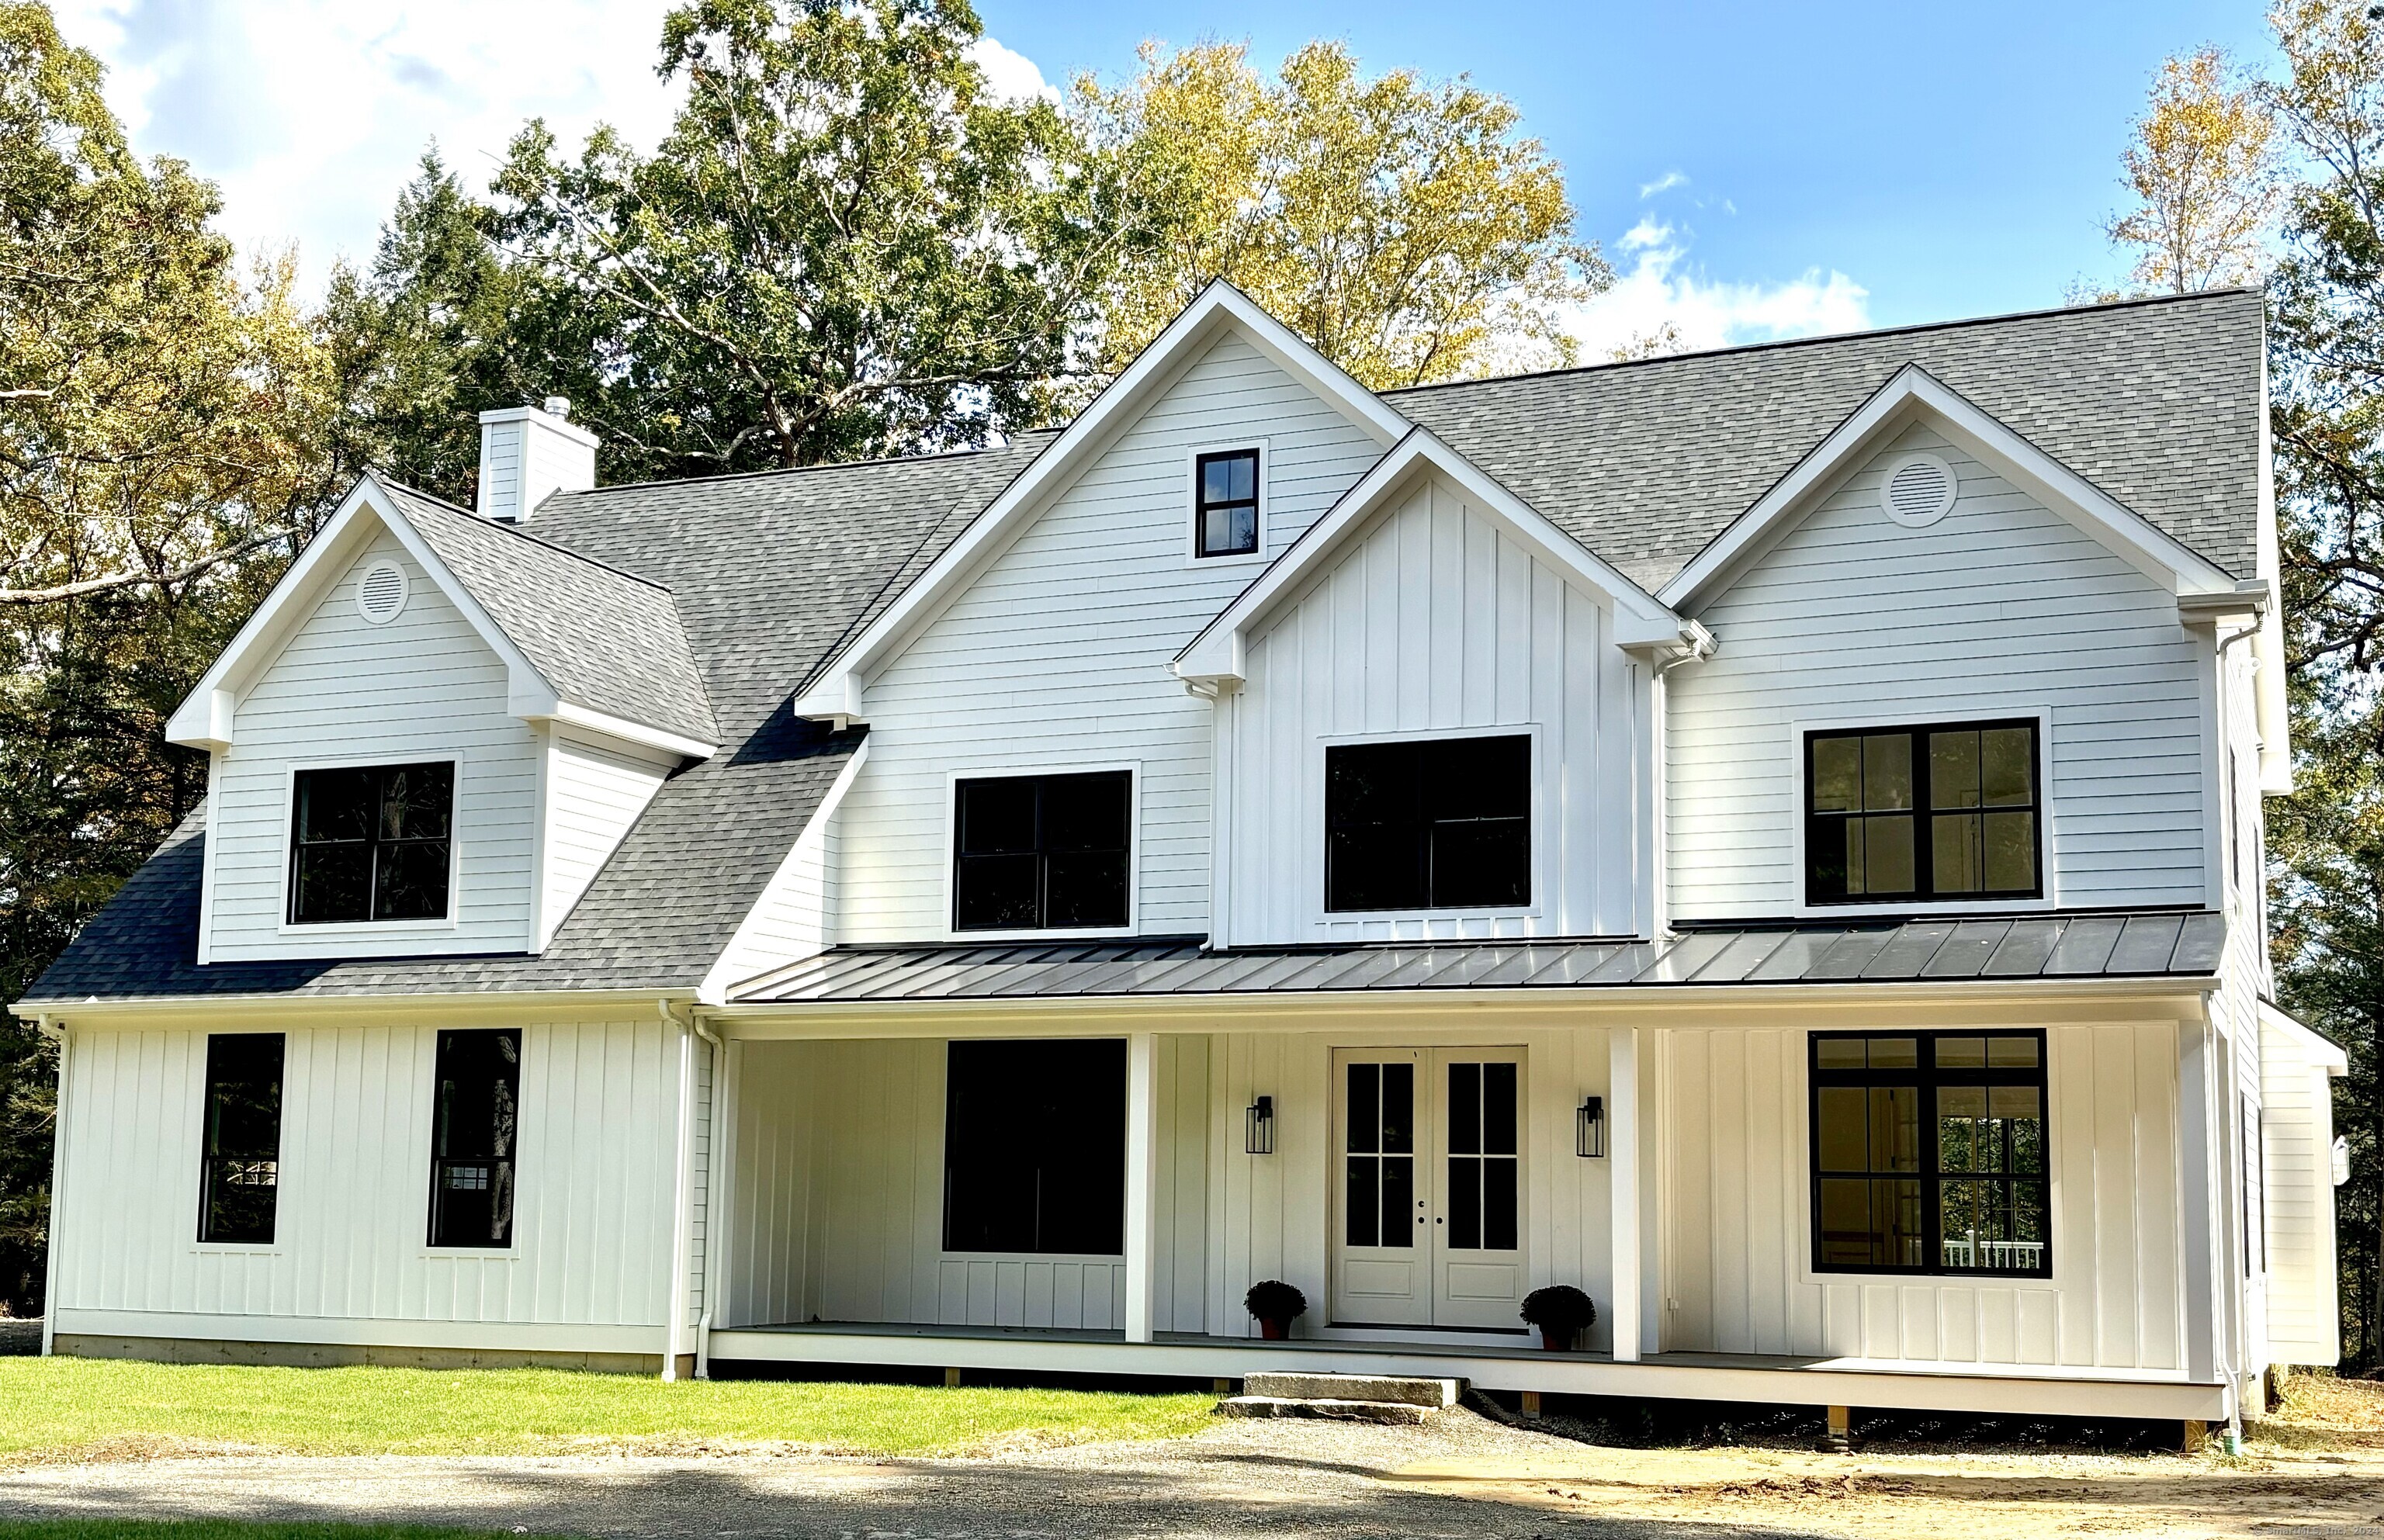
(1216, 1395), (1436, 1424)
(1239, 1372), (1463, 1408)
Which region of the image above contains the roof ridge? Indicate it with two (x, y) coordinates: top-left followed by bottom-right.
(555, 429), (1063, 500)
(377, 475), (678, 596)
(1381, 286), (2264, 396)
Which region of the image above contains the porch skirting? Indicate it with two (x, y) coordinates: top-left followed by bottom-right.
(711, 1322), (2226, 1421)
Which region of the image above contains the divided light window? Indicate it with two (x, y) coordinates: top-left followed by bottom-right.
(952, 770), (1131, 931)
(1326, 734), (1530, 912)
(199, 1032), (285, 1244)
(428, 1029), (522, 1249)
(1194, 449), (1260, 558)
(1805, 720), (2039, 905)
(288, 762), (455, 924)
(1809, 1031), (2050, 1278)
(943, 1040), (1125, 1254)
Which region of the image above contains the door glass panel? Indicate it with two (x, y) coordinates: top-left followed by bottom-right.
(1444, 1059), (1519, 1252)
(1345, 1061), (1414, 1249)
(1449, 1063), (1480, 1154)
(1484, 1064), (1517, 1154)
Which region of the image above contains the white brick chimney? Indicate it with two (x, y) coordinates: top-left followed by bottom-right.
(476, 397), (598, 523)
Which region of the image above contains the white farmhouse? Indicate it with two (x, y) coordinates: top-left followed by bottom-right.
(19, 282), (2342, 1435)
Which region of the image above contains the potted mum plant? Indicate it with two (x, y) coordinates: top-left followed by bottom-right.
(1246, 1279), (1308, 1340)
(1519, 1285), (1597, 1352)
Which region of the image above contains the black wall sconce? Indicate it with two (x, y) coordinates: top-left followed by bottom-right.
(1246, 1095), (1274, 1155)
(1575, 1095), (1605, 1158)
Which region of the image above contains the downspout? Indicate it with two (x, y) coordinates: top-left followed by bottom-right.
(660, 998), (695, 1382)
(36, 1015), (64, 1358)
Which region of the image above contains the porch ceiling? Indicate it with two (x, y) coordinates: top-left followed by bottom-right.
(729, 911), (2224, 1005)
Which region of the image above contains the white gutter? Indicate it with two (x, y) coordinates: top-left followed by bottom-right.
(36, 1015), (63, 1357)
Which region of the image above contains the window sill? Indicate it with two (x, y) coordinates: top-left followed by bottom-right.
(1322, 905), (1539, 924)
(1793, 895), (2055, 922)
(946, 925), (1137, 943)
(1807, 1267), (2055, 1283)
(190, 1243), (279, 1256)
(277, 916), (458, 938)
(940, 1250), (1128, 1265)
(421, 1248), (522, 1261)
(1184, 550), (1270, 569)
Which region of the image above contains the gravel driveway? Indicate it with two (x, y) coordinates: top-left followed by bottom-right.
(0, 1410), (1779, 1539)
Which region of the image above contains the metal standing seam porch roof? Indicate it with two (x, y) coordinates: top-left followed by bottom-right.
(729, 912), (2229, 1005)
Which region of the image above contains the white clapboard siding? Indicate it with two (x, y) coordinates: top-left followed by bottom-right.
(539, 728), (674, 949)
(1224, 472), (1647, 943)
(721, 1036), (1209, 1332)
(836, 333), (1385, 941)
(1668, 423), (2211, 919)
(1658, 1023), (2182, 1369)
(51, 1017), (679, 1339)
(1206, 1028), (1612, 1344)
(206, 531), (540, 960)
(2260, 1016), (2341, 1365)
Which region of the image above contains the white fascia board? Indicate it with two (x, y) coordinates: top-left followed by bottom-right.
(2259, 998), (2350, 1075)
(1658, 365), (2242, 614)
(792, 281), (1409, 724)
(696, 738), (870, 1005)
(525, 701), (715, 763)
(1174, 427), (1692, 687)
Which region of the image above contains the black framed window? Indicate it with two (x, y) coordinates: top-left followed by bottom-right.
(953, 770), (1130, 931)
(289, 762), (455, 923)
(943, 1040), (1125, 1254)
(1809, 1031), (2050, 1277)
(1194, 449), (1260, 558)
(428, 1029), (522, 1248)
(1326, 734), (1530, 912)
(1806, 720), (2039, 905)
(199, 1033), (285, 1244)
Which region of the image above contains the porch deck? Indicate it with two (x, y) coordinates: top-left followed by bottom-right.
(709, 1321), (2223, 1421)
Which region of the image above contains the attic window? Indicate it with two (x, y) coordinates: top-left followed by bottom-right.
(289, 761), (456, 924)
(1880, 454), (1957, 528)
(1194, 448), (1262, 558)
(356, 562), (409, 624)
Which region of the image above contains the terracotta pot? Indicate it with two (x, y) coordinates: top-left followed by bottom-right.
(1539, 1326), (1578, 1352)
(1259, 1317), (1291, 1341)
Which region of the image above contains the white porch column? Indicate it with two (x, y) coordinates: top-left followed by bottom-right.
(1124, 1032), (1160, 1344)
(662, 1008), (697, 1382)
(1608, 1026), (1642, 1362)
(2179, 1016), (2222, 1385)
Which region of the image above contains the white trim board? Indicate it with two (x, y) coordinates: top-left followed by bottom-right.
(792, 282), (1409, 728)
(1658, 365), (2257, 620)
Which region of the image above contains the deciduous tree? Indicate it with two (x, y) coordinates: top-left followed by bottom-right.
(2105, 47), (2282, 295)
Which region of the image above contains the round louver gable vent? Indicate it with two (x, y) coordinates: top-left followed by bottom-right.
(355, 562), (409, 625)
(1879, 453), (1957, 528)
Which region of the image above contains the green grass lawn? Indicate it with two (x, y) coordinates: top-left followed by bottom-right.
(0, 1526), (532, 1540)
(0, 1357), (1215, 1461)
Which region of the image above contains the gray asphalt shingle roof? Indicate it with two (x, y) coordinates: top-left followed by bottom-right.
(1391, 287), (2264, 590)
(24, 289), (2260, 1005)
(379, 481), (719, 746)
(730, 912), (2230, 1004)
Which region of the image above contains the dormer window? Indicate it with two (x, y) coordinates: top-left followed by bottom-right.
(1805, 721), (2040, 905)
(1194, 448), (1261, 559)
(288, 761), (456, 924)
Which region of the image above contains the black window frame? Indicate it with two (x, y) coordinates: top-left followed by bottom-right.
(941, 1039), (1127, 1256)
(951, 770), (1133, 933)
(1807, 1030), (2052, 1280)
(286, 760), (456, 925)
(1193, 447), (1262, 559)
(198, 1032), (286, 1245)
(1325, 733), (1533, 913)
(427, 1028), (523, 1251)
(1803, 718), (2043, 907)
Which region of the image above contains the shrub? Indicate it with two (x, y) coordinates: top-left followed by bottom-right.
(1519, 1285), (1597, 1331)
(1245, 1279), (1308, 1321)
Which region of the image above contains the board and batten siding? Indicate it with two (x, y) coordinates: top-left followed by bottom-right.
(1221, 472), (1648, 944)
(1667, 422), (2212, 919)
(1658, 1023), (2184, 1369)
(50, 1016), (681, 1352)
(719, 1036), (1209, 1333)
(834, 332), (1385, 941)
(539, 728), (674, 949)
(205, 530), (540, 960)
(2259, 1015), (2341, 1365)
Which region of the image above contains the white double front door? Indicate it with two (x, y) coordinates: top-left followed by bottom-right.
(1329, 1047), (1526, 1331)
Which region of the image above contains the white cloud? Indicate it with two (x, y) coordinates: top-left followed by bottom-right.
(1637, 169), (1687, 199)
(968, 36), (1057, 104)
(1571, 220), (1871, 358)
(50, 2), (1051, 291)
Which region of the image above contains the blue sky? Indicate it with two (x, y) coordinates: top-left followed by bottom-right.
(53, 0), (2276, 351)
